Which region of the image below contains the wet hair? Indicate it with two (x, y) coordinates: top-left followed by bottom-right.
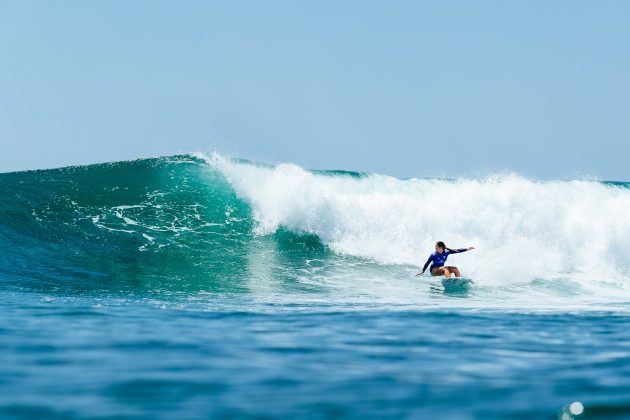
(435, 241), (456, 253)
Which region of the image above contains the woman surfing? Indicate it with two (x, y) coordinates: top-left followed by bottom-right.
(417, 241), (475, 278)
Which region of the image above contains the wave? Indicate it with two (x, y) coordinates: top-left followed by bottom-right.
(1, 153), (629, 306)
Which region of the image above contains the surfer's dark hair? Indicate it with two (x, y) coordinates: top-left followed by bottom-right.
(435, 241), (456, 253)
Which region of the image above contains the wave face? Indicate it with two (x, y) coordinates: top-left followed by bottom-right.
(0, 156), (256, 294)
(2, 153), (630, 308)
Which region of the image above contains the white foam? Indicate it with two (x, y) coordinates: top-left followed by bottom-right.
(204, 153), (630, 296)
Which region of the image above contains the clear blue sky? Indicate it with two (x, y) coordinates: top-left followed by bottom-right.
(1, 1), (628, 180)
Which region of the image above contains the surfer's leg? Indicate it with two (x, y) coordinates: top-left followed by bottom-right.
(446, 266), (461, 277)
(443, 267), (451, 278)
(430, 267), (445, 277)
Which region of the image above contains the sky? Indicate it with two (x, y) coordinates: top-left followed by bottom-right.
(1, 1), (629, 180)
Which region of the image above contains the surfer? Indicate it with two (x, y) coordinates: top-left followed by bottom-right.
(417, 241), (474, 278)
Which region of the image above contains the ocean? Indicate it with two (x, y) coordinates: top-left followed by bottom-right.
(1, 153), (629, 419)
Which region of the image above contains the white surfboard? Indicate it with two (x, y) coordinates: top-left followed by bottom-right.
(442, 277), (473, 291)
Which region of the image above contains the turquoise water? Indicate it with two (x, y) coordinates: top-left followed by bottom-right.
(1, 155), (629, 418)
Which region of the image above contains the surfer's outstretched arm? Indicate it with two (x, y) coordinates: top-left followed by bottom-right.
(449, 247), (475, 254)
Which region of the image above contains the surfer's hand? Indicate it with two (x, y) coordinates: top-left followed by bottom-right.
(416, 271), (424, 276)
(468, 246), (475, 250)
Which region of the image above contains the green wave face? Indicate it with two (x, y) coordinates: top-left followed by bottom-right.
(0, 156), (266, 295)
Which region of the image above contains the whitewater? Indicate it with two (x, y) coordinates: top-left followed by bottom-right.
(1, 153), (629, 418)
(205, 153), (630, 309)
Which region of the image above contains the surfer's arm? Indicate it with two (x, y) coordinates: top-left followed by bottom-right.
(451, 247), (475, 254)
(420, 256), (433, 274)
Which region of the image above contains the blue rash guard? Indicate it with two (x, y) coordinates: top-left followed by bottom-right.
(422, 248), (468, 272)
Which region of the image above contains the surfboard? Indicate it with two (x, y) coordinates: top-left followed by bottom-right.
(441, 277), (473, 291)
